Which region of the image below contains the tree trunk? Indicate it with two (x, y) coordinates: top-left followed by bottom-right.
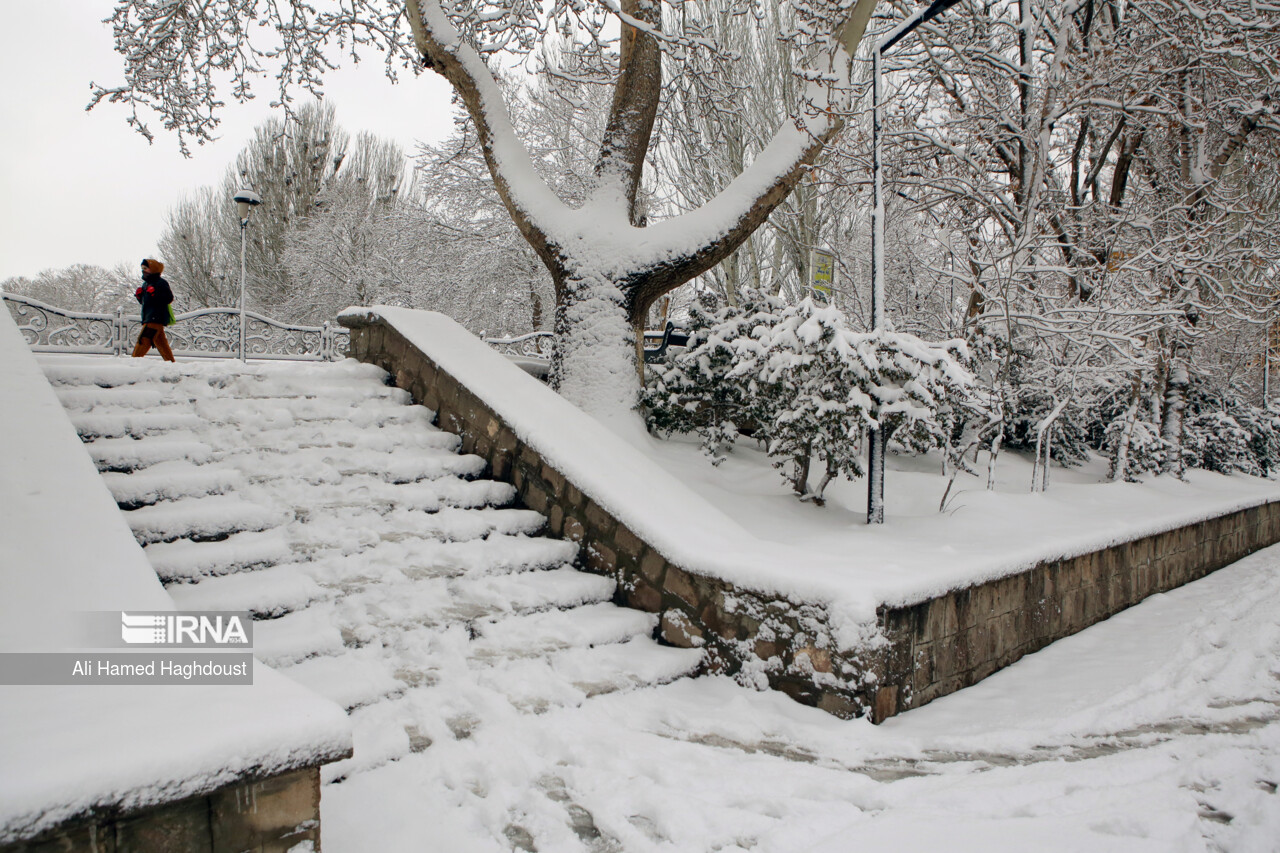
(987, 428), (1003, 491)
(548, 273), (638, 419)
(792, 449), (813, 499)
(404, 0), (870, 420)
(1111, 376), (1143, 482)
(1160, 355), (1189, 476)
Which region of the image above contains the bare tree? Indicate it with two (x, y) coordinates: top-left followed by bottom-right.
(158, 101), (413, 317)
(93, 0), (881, 416)
(280, 132), (413, 322)
(405, 115), (558, 337)
(158, 186), (238, 308)
(873, 0), (1279, 479)
(2, 263), (136, 313)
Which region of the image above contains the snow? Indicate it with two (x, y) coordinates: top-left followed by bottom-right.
(0, 313), (351, 844)
(320, 542), (1280, 851)
(410, 3), (860, 417)
(26, 349), (703, 837)
(282, 647), (406, 711)
(0, 677), (350, 845)
(14, 339), (1280, 849)
(102, 459), (246, 507)
(639, 430), (1280, 613)
(145, 528), (294, 581)
(123, 492), (283, 544)
(168, 562), (327, 616)
(416, 3), (842, 278)
(254, 603), (347, 666)
(342, 308), (1280, 642)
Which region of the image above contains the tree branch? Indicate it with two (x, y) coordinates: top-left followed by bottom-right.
(622, 121), (840, 325)
(594, 0), (662, 223)
(403, 0), (567, 280)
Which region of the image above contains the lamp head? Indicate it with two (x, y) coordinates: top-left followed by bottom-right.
(233, 188), (262, 221)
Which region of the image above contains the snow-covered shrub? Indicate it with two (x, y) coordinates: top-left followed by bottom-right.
(1002, 378), (1094, 467)
(754, 299), (880, 500)
(869, 327), (972, 454)
(1104, 417), (1167, 481)
(642, 292), (785, 463)
(1181, 412), (1259, 476)
(1237, 407), (1280, 477)
(643, 294), (971, 503)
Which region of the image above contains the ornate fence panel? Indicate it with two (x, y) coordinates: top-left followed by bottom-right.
(3, 294), (123, 354)
(482, 332), (555, 359)
(3, 294), (349, 361)
(4, 293), (565, 367)
(118, 308), (348, 361)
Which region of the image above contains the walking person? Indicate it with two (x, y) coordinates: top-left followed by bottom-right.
(132, 258), (176, 361)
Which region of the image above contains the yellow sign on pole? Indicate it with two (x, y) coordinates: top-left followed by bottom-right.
(811, 249), (836, 302)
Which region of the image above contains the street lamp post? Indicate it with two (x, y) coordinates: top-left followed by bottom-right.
(866, 0), (964, 525)
(233, 188), (262, 361)
(1265, 323), (1272, 408)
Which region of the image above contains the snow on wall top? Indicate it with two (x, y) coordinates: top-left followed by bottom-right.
(343, 307), (1280, 641)
(0, 311), (351, 844)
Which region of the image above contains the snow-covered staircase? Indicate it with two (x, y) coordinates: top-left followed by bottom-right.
(41, 356), (702, 781)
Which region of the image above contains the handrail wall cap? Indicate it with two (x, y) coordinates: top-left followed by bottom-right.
(336, 307), (383, 329)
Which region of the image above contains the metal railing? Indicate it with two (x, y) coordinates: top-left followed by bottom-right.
(481, 331), (556, 359)
(3, 293), (563, 366)
(4, 293), (348, 361)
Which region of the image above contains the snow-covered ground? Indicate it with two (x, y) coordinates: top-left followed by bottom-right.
(635, 427), (1280, 606)
(321, 541), (1280, 852)
(367, 308), (1280, 634)
(21, 343), (1280, 850)
(0, 323), (350, 845)
(33, 353), (700, 817)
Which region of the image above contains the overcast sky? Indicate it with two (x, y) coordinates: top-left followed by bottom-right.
(0, 1), (458, 282)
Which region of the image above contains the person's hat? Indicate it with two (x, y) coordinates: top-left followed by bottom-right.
(141, 259), (164, 274)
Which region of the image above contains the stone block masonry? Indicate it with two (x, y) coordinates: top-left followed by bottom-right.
(2, 767), (324, 853)
(341, 312), (1280, 722)
(878, 500), (1280, 717)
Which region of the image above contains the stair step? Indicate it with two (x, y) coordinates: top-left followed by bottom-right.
(192, 422), (462, 455)
(126, 494), (283, 544)
(102, 461), (243, 508)
(54, 385), (189, 411)
(330, 567), (617, 643)
(41, 361), (156, 388)
(166, 563), (325, 616)
(87, 436), (214, 472)
(469, 603), (659, 661)
(383, 507), (547, 541)
(277, 507), (546, 570)
(194, 396), (416, 426)
(542, 636), (703, 696)
(447, 566), (617, 621)
(474, 637), (704, 710)
(211, 446), (487, 486)
(280, 647), (406, 710)
(195, 376), (412, 403)
(71, 411), (205, 438)
(298, 535), (579, 586)
(320, 700), (413, 784)
(146, 528), (292, 581)
(254, 603), (346, 666)
(246, 476), (517, 514)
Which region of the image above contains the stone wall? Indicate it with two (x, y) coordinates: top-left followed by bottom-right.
(342, 313), (1280, 722)
(874, 500), (1280, 718)
(3, 767), (323, 853)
